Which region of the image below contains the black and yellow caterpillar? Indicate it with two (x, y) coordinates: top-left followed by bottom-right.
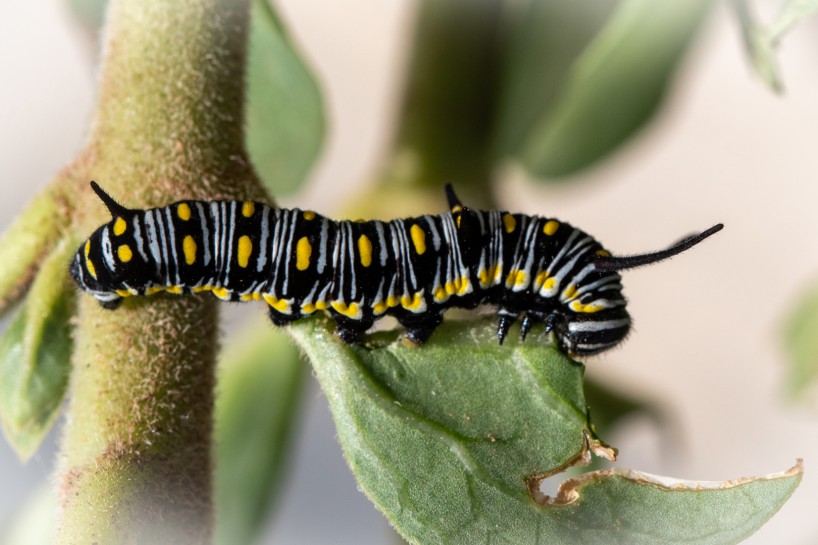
(70, 182), (722, 355)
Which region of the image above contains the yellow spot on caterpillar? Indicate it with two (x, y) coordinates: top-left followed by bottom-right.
(192, 285), (212, 293)
(445, 282), (456, 295)
(543, 277), (557, 290)
(242, 201), (255, 217)
(146, 287), (164, 295)
(433, 286), (447, 302)
(315, 300), (328, 310)
(502, 213), (516, 233)
(303, 210), (316, 220)
(478, 265), (502, 288)
(183, 235), (197, 265)
(570, 301), (604, 313)
(263, 294), (292, 313)
(400, 292), (424, 311)
(213, 287), (230, 300)
(358, 234), (372, 267)
(117, 244), (133, 263)
(237, 236), (253, 268)
(372, 300), (388, 315)
(543, 220), (559, 236)
(115, 289), (132, 298)
(563, 285), (577, 299)
(451, 205), (462, 213)
(595, 249), (610, 257)
(301, 303), (315, 313)
(386, 295), (400, 308)
(84, 241), (97, 279)
(534, 271), (549, 289)
(113, 217), (127, 236)
(166, 285), (182, 294)
(478, 269), (489, 287)
(177, 203), (192, 221)
(410, 224), (426, 255)
(456, 215), (462, 228)
(506, 270), (527, 288)
(296, 236), (312, 271)
(331, 301), (360, 318)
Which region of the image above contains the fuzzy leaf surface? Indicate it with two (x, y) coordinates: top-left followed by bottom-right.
(0, 240), (75, 459)
(291, 318), (801, 545)
(0, 190), (64, 317)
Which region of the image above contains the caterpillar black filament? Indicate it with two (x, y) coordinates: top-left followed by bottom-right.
(70, 182), (722, 355)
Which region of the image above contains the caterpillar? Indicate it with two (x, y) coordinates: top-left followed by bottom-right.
(70, 182), (722, 355)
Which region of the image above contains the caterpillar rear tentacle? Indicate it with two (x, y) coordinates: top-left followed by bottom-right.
(70, 182), (722, 356)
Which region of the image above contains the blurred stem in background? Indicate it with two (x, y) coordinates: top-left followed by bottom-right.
(387, 0), (504, 196)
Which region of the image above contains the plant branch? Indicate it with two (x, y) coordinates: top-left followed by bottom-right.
(55, 0), (264, 543)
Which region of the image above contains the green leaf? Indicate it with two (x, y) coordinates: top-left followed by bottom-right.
(0, 239), (76, 459)
(246, 0), (325, 196)
(782, 278), (818, 399)
(515, 0), (711, 179)
(67, 0), (109, 31)
(768, 0), (818, 45)
(290, 317), (801, 544)
(0, 189), (65, 318)
(733, 0), (818, 93)
(493, 0), (619, 161)
(214, 319), (306, 545)
(733, 0), (783, 92)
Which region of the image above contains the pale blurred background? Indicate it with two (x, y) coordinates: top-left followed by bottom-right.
(2, 1), (818, 544)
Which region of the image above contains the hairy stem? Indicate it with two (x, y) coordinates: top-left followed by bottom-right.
(56, 0), (262, 543)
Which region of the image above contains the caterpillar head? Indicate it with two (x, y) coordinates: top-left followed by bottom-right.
(70, 182), (158, 309)
(547, 309), (632, 356)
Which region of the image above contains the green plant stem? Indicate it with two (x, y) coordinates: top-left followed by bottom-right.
(383, 0), (503, 197)
(56, 0), (263, 543)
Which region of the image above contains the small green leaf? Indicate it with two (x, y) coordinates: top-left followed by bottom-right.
(291, 318), (800, 544)
(0, 189), (66, 318)
(516, 0), (711, 179)
(768, 0), (818, 44)
(67, 0), (109, 32)
(246, 0), (325, 196)
(733, 0), (818, 92)
(733, 0), (783, 92)
(214, 319), (305, 545)
(0, 239), (76, 459)
(782, 278), (818, 399)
